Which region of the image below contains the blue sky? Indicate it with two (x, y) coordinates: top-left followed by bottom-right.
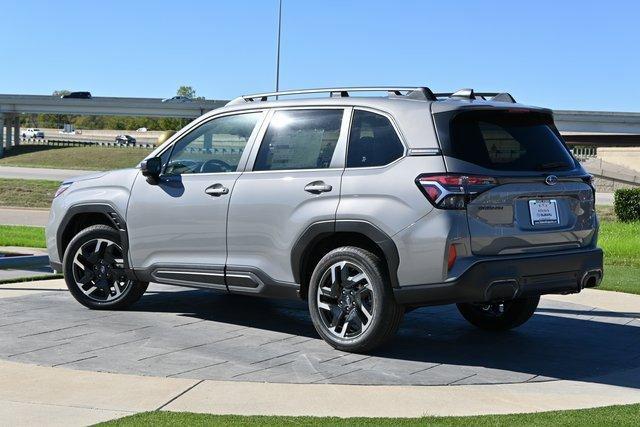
(1, 0), (638, 111)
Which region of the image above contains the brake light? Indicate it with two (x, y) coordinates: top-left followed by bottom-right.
(416, 174), (497, 209)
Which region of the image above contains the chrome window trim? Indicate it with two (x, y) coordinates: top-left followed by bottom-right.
(409, 148), (442, 156)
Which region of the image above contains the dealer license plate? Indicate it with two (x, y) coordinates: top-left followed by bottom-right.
(529, 199), (559, 225)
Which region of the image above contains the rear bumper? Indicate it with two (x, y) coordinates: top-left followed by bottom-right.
(393, 248), (603, 306)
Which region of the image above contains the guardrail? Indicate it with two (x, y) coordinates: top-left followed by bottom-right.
(571, 146), (597, 161)
(20, 138), (156, 149)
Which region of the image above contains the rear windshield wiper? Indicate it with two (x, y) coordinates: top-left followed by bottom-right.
(536, 161), (570, 171)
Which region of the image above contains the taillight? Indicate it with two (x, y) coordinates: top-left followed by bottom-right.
(582, 175), (596, 200)
(416, 174), (497, 209)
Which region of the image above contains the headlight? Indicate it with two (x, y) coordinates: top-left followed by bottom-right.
(54, 183), (72, 198)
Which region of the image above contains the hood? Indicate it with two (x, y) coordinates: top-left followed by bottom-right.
(62, 171), (109, 185)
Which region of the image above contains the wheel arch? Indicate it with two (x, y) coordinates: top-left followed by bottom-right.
(292, 220), (400, 300)
(57, 203), (129, 267)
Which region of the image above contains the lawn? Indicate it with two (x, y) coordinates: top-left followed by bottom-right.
(0, 225), (46, 248)
(0, 144), (152, 171)
(0, 178), (59, 209)
(98, 404), (640, 426)
(598, 220), (640, 295)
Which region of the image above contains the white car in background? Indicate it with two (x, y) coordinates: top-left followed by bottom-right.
(22, 128), (45, 138)
(162, 96), (192, 103)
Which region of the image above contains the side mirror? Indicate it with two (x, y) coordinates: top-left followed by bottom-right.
(140, 157), (162, 182)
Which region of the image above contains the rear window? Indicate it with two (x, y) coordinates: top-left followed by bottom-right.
(437, 111), (576, 172)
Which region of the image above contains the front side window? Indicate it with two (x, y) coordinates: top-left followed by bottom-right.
(347, 110), (404, 168)
(253, 109), (343, 171)
(165, 112), (261, 175)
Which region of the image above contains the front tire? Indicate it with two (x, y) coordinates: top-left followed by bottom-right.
(308, 246), (404, 353)
(62, 224), (148, 310)
(457, 296), (540, 331)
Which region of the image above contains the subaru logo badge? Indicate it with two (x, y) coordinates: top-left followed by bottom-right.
(545, 175), (558, 186)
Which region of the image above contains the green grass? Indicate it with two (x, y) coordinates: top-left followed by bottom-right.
(598, 220), (640, 295)
(97, 404), (640, 426)
(600, 265), (638, 294)
(0, 225), (46, 248)
(0, 178), (59, 209)
(0, 144), (152, 171)
(0, 274), (62, 284)
(598, 221), (640, 268)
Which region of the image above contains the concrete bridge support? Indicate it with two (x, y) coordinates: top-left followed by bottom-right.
(3, 115), (11, 152)
(0, 114), (20, 157)
(12, 115), (20, 147)
(0, 115), (4, 157)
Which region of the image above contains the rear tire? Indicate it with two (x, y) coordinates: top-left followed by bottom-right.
(308, 246), (404, 353)
(457, 296), (540, 331)
(62, 224), (148, 310)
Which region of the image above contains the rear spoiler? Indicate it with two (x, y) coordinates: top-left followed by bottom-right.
(436, 88), (516, 103)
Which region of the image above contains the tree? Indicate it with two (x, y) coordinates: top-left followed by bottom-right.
(176, 86), (196, 99)
(176, 85), (205, 100)
(52, 89), (71, 97)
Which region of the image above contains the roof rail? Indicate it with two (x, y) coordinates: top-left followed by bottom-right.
(226, 87), (516, 105)
(226, 86), (437, 105)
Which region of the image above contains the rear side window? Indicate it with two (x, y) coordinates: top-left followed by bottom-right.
(347, 110), (404, 168)
(254, 109), (342, 171)
(439, 111), (576, 172)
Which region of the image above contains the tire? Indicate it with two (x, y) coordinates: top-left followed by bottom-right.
(456, 296), (540, 331)
(62, 224), (148, 310)
(308, 246), (404, 353)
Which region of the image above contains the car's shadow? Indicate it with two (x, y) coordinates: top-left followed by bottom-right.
(130, 286), (640, 389)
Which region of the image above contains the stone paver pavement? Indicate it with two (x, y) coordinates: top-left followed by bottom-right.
(0, 280), (638, 423)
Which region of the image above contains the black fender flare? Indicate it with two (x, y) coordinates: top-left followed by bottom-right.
(291, 220), (401, 288)
(56, 203), (134, 277)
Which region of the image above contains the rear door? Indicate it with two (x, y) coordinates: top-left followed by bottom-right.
(225, 107), (350, 291)
(434, 109), (597, 256)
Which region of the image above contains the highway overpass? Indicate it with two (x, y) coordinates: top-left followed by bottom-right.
(0, 94), (227, 155)
(2, 93), (640, 155)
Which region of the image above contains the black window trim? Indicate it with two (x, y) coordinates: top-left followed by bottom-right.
(344, 107), (407, 170)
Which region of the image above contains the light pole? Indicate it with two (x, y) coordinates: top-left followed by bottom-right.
(275, 0), (282, 93)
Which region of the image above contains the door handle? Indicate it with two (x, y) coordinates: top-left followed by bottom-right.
(304, 181), (332, 194)
(205, 183), (229, 197)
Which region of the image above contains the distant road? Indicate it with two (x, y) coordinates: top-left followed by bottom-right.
(0, 207), (49, 226)
(0, 166), (97, 181)
(596, 192), (614, 206)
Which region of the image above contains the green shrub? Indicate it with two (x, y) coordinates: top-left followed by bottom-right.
(614, 188), (640, 222)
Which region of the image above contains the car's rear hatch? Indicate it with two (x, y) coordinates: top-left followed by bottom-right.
(432, 106), (597, 256)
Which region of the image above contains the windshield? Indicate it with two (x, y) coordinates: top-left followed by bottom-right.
(435, 110), (576, 172)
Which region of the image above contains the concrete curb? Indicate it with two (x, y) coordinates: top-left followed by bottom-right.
(0, 359), (639, 423)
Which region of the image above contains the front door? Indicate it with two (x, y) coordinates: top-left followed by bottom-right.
(226, 108), (350, 294)
(126, 111), (264, 288)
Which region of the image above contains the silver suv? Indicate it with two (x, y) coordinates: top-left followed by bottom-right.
(46, 87), (603, 352)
